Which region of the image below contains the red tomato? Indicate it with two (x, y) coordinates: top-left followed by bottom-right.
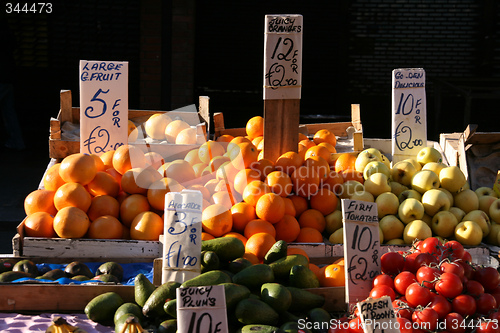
(440, 261), (465, 281)
(412, 307), (439, 331)
(476, 293), (497, 315)
(381, 252), (405, 276)
(396, 317), (413, 333)
(444, 312), (466, 333)
(452, 294), (477, 317)
(474, 267), (500, 292)
(393, 298), (412, 320)
(419, 237), (443, 258)
(372, 274), (394, 289)
(443, 240), (465, 260)
(394, 271), (417, 295)
(435, 272), (464, 299)
(476, 320), (500, 333)
(329, 318), (350, 333)
(369, 285), (396, 301)
(405, 282), (432, 308)
(416, 265), (440, 289)
(461, 250), (472, 262)
(458, 260), (475, 280)
(403, 252), (420, 273)
(414, 252), (439, 269)
(429, 293), (452, 319)
(348, 316), (364, 333)
(465, 279), (485, 296)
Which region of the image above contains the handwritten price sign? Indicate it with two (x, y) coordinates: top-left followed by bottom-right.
(342, 199), (381, 307)
(79, 60), (128, 156)
(163, 190), (203, 284)
(177, 285), (228, 333)
(391, 68), (427, 163)
(357, 296), (400, 333)
(263, 14), (303, 100)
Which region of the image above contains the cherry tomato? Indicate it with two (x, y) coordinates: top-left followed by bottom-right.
(458, 260), (475, 280)
(392, 298), (412, 320)
(476, 320), (500, 333)
(444, 312), (466, 333)
(381, 252), (405, 276)
(412, 307), (439, 331)
(488, 310), (500, 321)
(461, 250), (472, 262)
(429, 293), (452, 319)
(476, 293), (497, 315)
(474, 267), (500, 292)
(405, 282), (432, 308)
(465, 279), (485, 296)
(369, 285), (396, 301)
(394, 271), (417, 295)
(372, 274), (394, 289)
(419, 237), (443, 258)
(414, 252), (439, 269)
(329, 318), (350, 333)
(440, 261), (465, 281)
(396, 317), (413, 333)
(452, 294), (477, 317)
(435, 272), (464, 299)
(416, 265), (440, 289)
(403, 252), (420, 273)
(443, 240), (465, 260)
(348, 316), (364, 333)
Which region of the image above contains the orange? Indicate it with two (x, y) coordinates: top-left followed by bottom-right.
(204, 178), (220, 194)
(53, 206), (90, 238)
(334, 153), (357, 173)
(231, 202), (257, 232)
(255, 192), (285, 224)
(340, 169), (364, 184)
(313, 129), (337, 147)
(216, 134), (234, 143)
(229, 136), (252, 146)
(202, 232), (215, 241)
(86, 171), (120, 197)
(252, 136), (264, 148)
(299, 139), (316, 150)
(274, 214), (300, 242)
(287, 247), (310, 261)
(296, 227), (324, 243)
(322, 170), (344, 195)
(318, 142), (337, 154)
(198, 141), (225, 164)
(298, 133), (308, 141)
(246, 116), (264, 139)
(121, 167), (162, 195)
(215, 161), (240, 184)
(53, 182), (92, 212)
(249, 158), (275, 180)
(242, 180), (272, 207)
(100, 150), (115, 169)
(105, 167), (123, 187)
(165, 119), (190, 142)
(244, 219), (276, 239)
(245, 232), (276, 262)
(164, 159), (196, 184)
(59, 153), (97, 185)
(87, 195), (120, 221)
(309, 263), (322, 280)
(193, 163), (208, 178)
(209, 156), (231, 173)
(175, 127), (197, 144)
(184, 148), (202, 166)
(310, 188), (338, 216)
(112, 145), (146, 175)
(321, 263), (345, 287)
(305, 145), (331, 163)
(275, 151), (303, 175)
(130, 211), (164, 240)
(120, 193), (151, 227)
(229, 142), (259, 169)
(144, 151), (165, 170)
(298, 209), (326, 232)
(303, 156), (330, 183)
(187, 184), (211, 202)
(202, 204), (233, 237)
(90, 154), (106, 172)
(283, 197), (297, 216)
(288, 195), (309, 217)
(334, 257), (345, 266)
(265, 170), (293, 197)
(23, 212), (56, 238)
(87, 215), (124, 239)
(211, 191), (234, 210)
(291, 165), (320, 198)
(24, 189), (57, 216)
(243, 252), (261, 264)
(146, 177), (182, 211)
(43, 163), (66, 191)
(298, 143), (308, 161)
(223, 232), (248, 246)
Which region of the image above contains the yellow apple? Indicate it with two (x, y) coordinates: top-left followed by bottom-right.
(398, 189), (422, 204)
(490, 198), (500, 223)
(462, 210), (491, 237)
(475, 186), (498, 198)
(421, 189), (451, 216)
(453, 189), (479, 214)
(386, 238), (405, 245)
(416, 147), (443, 166)
(398, 198), (425, 224)
(449, 206), (466, 223)
(454, 221), (483, 246)
(325, 210), (343, 235)
(404, 219), (432, 244)
(329, 228), (344, 244)
(363, 161), (391, 180)
(376, 192), (399, 218)
(338, 180), (364, 199)
(350, 190), (375, 202)
(380, 154), (391, 169)
(479, 195), (498, 214)
(431, 211), (458, 238)
(422, 162), (448, 176)
(404, 158), (422, 171)
(364, 173), (391, 197)
(355, 150), (381, 174)
(390, 181), (409, 197)
(379, 215), (405, 241)
(439, 166), (467, 193)
(486, 222), (500, 246)
(391, 161), (417, 187)
(411, 170), (440, 194)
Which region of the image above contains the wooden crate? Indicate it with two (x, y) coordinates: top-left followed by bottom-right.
(49, 90), (210, 160)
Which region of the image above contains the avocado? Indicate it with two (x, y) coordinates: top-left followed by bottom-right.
(180, 270), (232, 288)
(264, 240), (288, 264)
(268, 254), (309, 280)
(142, 281), (180, 318)
(237, 324), (284, 333)
(114, 314), (141, 333)
(72, 275), (91, 282)
(260, 282), (292, 313)
(134, 273), (156, 307)
(163, 298), (177, 318)
(157, 318), (177, 333)
(201, 250), (220, 272)
(38, 268), (67, 280)
(114, 302), (145, 325)
(289, 265), (320, 289)
(235, 298), (279, 326)
(228, 257), (253, 274)
(232, 264), (274, 290)
(12, 259), (38, 278)
(92, 274), (120, 284)
(201, 237), (245, 263)
(0, 259), (18, 273)
(85, 291), (124, 325)
(307, 307), (332, 333)
(286, 287), (325, 313)
(0, 270), (31, 282)
(65, 261), (94, 279)
(96, 262), (124, 281)
(220, 282), (251, 309)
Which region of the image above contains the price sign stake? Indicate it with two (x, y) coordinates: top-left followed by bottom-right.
(79, 60), (128, 155)
(391, 68), (427, 163)
(357, 296), (400, 333)
(177, 285), (228, 333)
(163, 190), (203, 284)
(342, 199), (381, 308)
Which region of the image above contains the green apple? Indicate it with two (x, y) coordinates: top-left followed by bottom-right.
(404, 158), (422, 171)
(421, 189), (451, 217)
(403, 219), (432, 244)
(379, 215), (405, 241)
(449, 206), (466, 223)
(350, 190), (375, 202)
(363, 161), (391, 180)
(486, 222), (500, 246)
(364, 173), (391, 197)
(417, 146), (443, 166)
(490, 198), (500, 223)
(398, 189), (422, 204)
(329, 227), (344, 244)
(390, 181), (409, 197)
(386, 238), (405, 245)
(431, 211), (458, 238)
(398, 198), (425, 224)
(411, 170), (440, 194)
(453, 189), (479, 214)
(478, 195), (498, 214)
(437, 188), (454, 207)
(355, 150), (381, 173)
(462, 210), (491, 237)
(391, 161), (417, 187)
(338, 180), (364, 199)
(454, 221), (483, 246)
(475, 186), (498, 198)
(376, 192), (399, 219)
(380, 154), (391, 169)
(325, 210), (343, 235)
(439, 166), (467, 194)
(422, 162), (448, 176)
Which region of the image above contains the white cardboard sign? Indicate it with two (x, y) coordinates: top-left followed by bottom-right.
(79, 60), (128, 155)
(177, 285), (228, 333)
(357, 296), (401, 333)
(391, 68), (427, 163)
(342, 199), (381, 307)
(263, 14), (303, 100)
(163, 190), (203, 284)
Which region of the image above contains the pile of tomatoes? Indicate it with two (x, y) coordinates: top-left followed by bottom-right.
(331, 237), (500, 333)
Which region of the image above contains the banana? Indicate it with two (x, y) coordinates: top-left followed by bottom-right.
(118, 316), (145, 333)
(45, 317), (88, 333)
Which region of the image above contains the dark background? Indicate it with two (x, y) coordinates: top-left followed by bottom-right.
(1, 0), (499, 253)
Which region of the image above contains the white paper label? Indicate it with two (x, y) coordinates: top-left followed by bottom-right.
(263, 14), (303, 100)
(357, 296), (400, 333)
(79, 60), (128, 155)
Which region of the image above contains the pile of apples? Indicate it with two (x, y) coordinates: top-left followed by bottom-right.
(330, 146), (500, 247)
